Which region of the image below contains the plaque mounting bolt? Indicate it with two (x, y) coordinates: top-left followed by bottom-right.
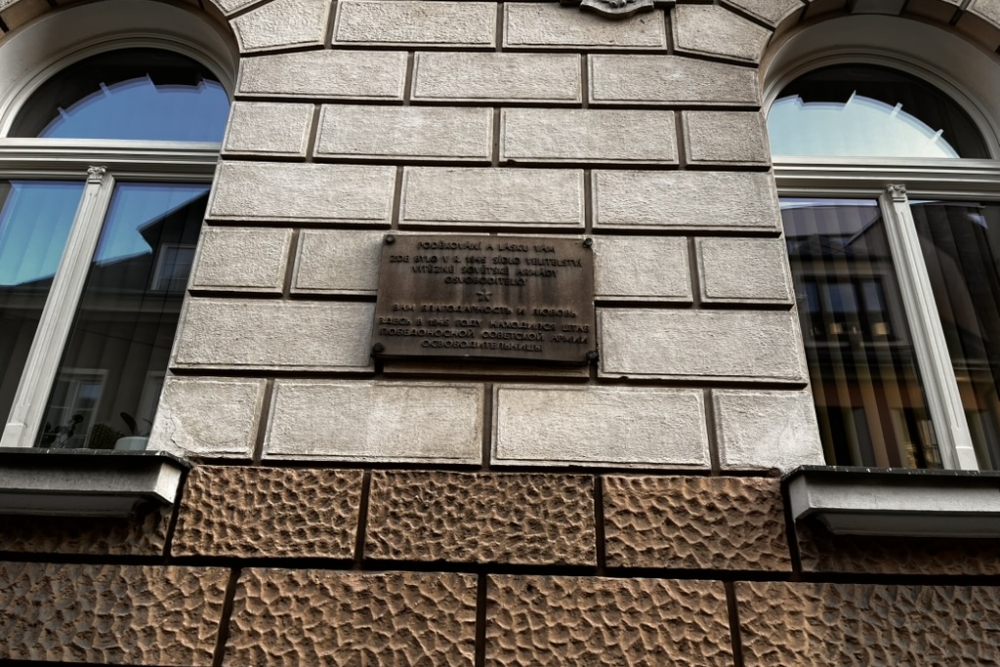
(385, 235), (396, 245)
(372, 343), (385, 355)
(583, 238), (594, 248)
(587, 350), (599, 362)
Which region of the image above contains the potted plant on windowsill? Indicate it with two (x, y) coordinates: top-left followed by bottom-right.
(114, 413), (152, 451)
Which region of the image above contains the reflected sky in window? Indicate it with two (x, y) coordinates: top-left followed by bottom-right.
(0, 181), (83, 286)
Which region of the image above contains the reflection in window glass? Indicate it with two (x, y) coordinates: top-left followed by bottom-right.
(769, 65), (988, 159)
(911, 201), (1000, 470)
(11, 48), (229, 142)
(37, 183), (207, 449)
(782, 199), (942, 468)
(0, 181), (83, 427)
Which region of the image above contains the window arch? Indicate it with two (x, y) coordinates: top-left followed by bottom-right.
(0, 1), (235, 452)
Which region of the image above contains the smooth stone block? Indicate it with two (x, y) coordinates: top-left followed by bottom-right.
(595, 236), (692, 302)
(190, 226), (292, 294)
(237, 50), (407, 100)
(412, 52), (582, 103)
(714, 390), (825, 472)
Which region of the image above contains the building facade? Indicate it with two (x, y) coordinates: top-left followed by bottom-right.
(2, 0), (1000, 664)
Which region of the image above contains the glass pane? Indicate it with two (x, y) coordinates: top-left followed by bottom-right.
(37, 183), (207, 449)
(782, 198), (942, 468)
(910, 201), (1000, 471)
(11, 48), (229, 142)
(0, 181), (84, 426)
(769, 65), (989, 159)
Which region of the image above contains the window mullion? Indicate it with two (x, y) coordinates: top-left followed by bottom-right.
(0, 166), (115, 449)
(879, 184), (979, 470)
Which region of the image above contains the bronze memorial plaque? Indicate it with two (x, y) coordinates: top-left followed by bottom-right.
(372, 234), (595, 364)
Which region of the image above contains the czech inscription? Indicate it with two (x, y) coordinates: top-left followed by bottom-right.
(372, 234), (596, 364)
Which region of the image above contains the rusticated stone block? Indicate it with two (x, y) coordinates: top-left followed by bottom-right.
(366, 470), (595, 565)
(504, 2), (667, 49)
(720, 0), (804, 27)
(738, 581), (1000, 666)
(673, 4), (771, 64)
(172, 466), (363, 559)
(334, 0), (496, 47)
(237, 50), (407, 100)
(0, 562), (228, 665)
(796, 521), (1000, 576)
(486, 576), (732, 667)
(0, 505), (169, 556)
(225, 569), (477, 667)
(190, 226), (292, 293)
(412, 52), (582, 103)
(588, 54), (759, 106)
(683, 111), (771, 166)
(604, 476), (792, 571)
(231, 0), (331, 53)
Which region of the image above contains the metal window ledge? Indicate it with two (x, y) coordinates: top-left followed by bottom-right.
(0, 448), (190, 518)
(785, 466), (1000, 538)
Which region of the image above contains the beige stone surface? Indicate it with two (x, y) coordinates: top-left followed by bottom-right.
(683, 111), (771, 166)
(593, 170), (781, 232)
(505, 2), (667, 49)
(589, 54), (759, 106)
(334, 0), (496, 47)
(595, 235), (691, 301)
(264, 380), (483, 463)
(599, 310), (808, 382)
(190, 226), (292, 293)
(172, 300), (374, 372)
(401, 167), (585, 228)
(721, 0), (805, 26)
(714, 390), (825, 472)
(292, 229), (384, 295)
(604, 476), (792, 571)
(366, 470), (595, 565)
(222, 101), (314, 158)
(237, 50), (407, 100)
(231, 0), (330, 53)
(697, 237), (794, 304)
(673, 4), (772, 63)
(501, 108), (677, 164)
(412, 52), (582, 103)
(316, 105), (493, 161)
(0, 506), (170, 556)
(493, 385), (709, 468)
(172, 466), (363, 559)
(225, 569), (477, 666)
(0, 562), (228, 665)
(487, 576), (733, 666)
(738, 581), (1000, 666)
(209, 161), (396, 225)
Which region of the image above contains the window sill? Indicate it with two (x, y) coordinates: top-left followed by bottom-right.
(0, 448), (190, 517)
(785, 466), (1000, 538)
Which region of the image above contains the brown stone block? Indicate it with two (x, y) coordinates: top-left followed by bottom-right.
(738, 581), (1000, 666)
(365, 470), (595, 566)
(796, 521), (1000, 576)
(486, 575), (732, 666)
(0, 505), (170, 556)
(603, 475), (791, 571)
(225, 568), (477, 666)
(0, 562), (228, 665)
(172, 465), (363, 559)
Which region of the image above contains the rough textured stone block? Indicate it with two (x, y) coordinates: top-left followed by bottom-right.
(316, 105), (493, 161)
(366, 470), (595, 565)
(231, 0), (331, 53)
(684, 111), (771, 166)
(599, 310), (808, 382)
(589, 55), (759, 106)
(264, 381), (483, 463)
(493, 385), (709, 468)
(149, 376), (266, 458)
(604, 476), (792, 571)
(0, 507), (170, 556)
(401, 167), (584, 228)
(505, 2), (667, 49)
(0, 0), (46, 31)
(222, 101), (314, 158)
(501, 108), (677, 164)
(713, 390), (825, 472)
(595, 235), (691, 301)
(593, 170), (781, 232)
(673, 4), (771, 63)
(172, 300), (374, 372)
(721, 0), (805, 26)
(487, 576), (732, 667)
(738, 582), (1000, 666)
(172, 466), (363, 559)
(412, 52), (582, 103)
(334, 0), (496, 47)
(190, 226), (292, 293)
(237, 50), (407, 100)
(209, 162), (396, 225)
(292, 229), (384, 295)
(0, 562), (228, 666)
(697, 237), (793, 304)
(225, 569), (477, 667)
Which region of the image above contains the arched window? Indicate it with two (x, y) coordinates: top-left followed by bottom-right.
(0, 2), (233, 452)
(766, 15), (1000, 473)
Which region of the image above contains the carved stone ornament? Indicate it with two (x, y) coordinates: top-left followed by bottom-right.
(561, 0), (674, 19)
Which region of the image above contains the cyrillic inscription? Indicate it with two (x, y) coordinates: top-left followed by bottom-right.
(372, 234), (595, 363)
